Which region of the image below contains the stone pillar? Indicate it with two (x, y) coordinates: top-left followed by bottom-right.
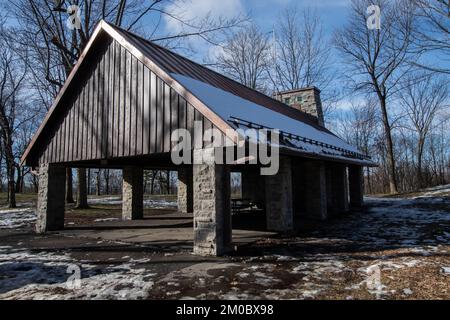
(122, 167), (144, 220)
(304, 161), (328, 220)
(241, 168), (265, 209)
(178, 166), (193, 213)
(349, 165), (364, 210)
(193, 148), (232, 256)
(326, 163), (349, 216)
(36, 164), (66, 233)
(264, 156), (294, 232)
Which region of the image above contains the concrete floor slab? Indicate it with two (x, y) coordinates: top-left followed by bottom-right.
(61, 211), (276, 252)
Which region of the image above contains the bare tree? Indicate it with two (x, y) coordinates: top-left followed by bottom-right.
(398, 73), (449, 188)
(6, 0), (245, 204)
(271, 7), (333, 92)
(411, 0), (450, 74)
(332, 98), (380, 193)
(76, 167), (88, 208)
(0, 27), (28, 208)
(334, 0), (417, 194)
(213, 24), (271, 92)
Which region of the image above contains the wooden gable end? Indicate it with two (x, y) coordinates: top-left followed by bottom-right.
(36, 38), (216, 166)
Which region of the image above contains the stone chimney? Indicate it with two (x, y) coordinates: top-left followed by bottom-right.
(273, 87), (325, 126)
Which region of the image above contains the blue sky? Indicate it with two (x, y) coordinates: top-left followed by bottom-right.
(155, 0), (353, 59)
(146, 0), (357, 110)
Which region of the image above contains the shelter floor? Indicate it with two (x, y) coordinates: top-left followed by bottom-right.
(62, 209), (276, 252)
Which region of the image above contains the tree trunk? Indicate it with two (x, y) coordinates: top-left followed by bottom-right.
(3, 133), (16, 208)
(150, 172), (156, 195)
(379, 98), (398, 194)
(32, 174), (39, 193)
(7, 164), (16, 208)
(104, 169), (110, 195)
(76, 168), (89, 209)
(417, 137), (425, 190)
(87, 169), (91, 195)
(15, 165), (22, 193)
(96, 170), (101, 196)
(66, 168), (75, 203)
(166, 170), (171, 195)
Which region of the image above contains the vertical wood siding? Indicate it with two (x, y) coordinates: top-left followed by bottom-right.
(38, 39), (220, 164)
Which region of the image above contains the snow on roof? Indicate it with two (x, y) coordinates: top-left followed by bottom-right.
(171, 73), (369, 161)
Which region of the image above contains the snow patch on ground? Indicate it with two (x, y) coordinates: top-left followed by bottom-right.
(0, 247), (155, 300)
(88, 197), (176, 209)
(0, 208), (36, 229)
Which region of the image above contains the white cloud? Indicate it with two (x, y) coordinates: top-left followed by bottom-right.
(164, 0), (245, 33)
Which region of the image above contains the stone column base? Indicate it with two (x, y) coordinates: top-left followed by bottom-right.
(349, 165), (364, 210)
(304, 161), (328, 220)
(36, 164), (66, 233)
(122, 167), (144, 220)
(193, 148), (232, 256)
(265, 156), (294, 232)
(178, 166), (193, 213)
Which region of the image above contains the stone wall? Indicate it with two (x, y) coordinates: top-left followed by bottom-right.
(303, 160), (328, 220)
(36, 164), (66, 233)
(264, 156), (294, 232)
(326, 163), (349, 216)
(122, 167), (144, 220)
(178, 167), (193, 213)
(349, 165), (364, 210)
(193, 148), (232, 256)
(273, 87), (325, 126)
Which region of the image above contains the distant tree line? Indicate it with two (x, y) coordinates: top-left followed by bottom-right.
(0, 0), (448, 208)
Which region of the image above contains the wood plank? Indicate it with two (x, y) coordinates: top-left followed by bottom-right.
(150, 72), (157, 154)
(186, 103), (195, 147)
(143, 66), (150, 154)
(105, 43), (112, 158)
(90, 63), (97, 160)
(171, 88), (179, 150)
(79, 86), (85, 160)
(86, 71), (93, 160)
(112, 41), (120, 157)
(97, 57), (104, 159)
(194, 109), (203, 149)
(68, 101), (73, 161)
(118, 45), (126, 157)
(100, 47), (107, 159)
(164, 83), (171, 153)
(65, 102), (70, 161)
(136, 59), (143, 155)
(61, 114), (66, 162)
(204, 118), (213, 145)
(178, 97), (187, 130)
(129, 55), (136, 156)
(156, 77), (164, 153)
(76, 92), (81, 161)
(56, 121), (61, 163)
(83, 79), (90, 160)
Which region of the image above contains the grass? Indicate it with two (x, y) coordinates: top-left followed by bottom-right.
(0, 193), (37, 207)
(0, 192), (177, 208)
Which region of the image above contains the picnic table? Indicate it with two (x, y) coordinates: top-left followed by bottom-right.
(231, 198), (262, 215)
